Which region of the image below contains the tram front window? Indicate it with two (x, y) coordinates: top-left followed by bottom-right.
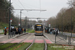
(35, 26), (43, 31)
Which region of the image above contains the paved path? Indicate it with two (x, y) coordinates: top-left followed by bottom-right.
(0, 33), (52, 44)
(0, 33), (75, 46)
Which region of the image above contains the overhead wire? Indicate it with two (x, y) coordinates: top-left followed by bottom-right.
(14, 0), (30, 18)
(17, 0), (42, 10)
(18, 0), (25, 8)
(17, 0), (34, 18)
(10, 0), (24, 16)
(17, 0), (38, 9)
(13, 1), (23, 9)
(18, 0), (39, 9)
(17, 0), (31, 20)
(23, 3), (38, 9)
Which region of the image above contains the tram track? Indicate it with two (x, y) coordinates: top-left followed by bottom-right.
(43, 35), (48, 50)
(43, 37), (47, 50)
(25, 35), (48, 50)
(11, 33), (33, 50)
(25, 36), (36, 50)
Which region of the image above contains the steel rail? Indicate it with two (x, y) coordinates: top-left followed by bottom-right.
(9, 33), (32, 50)
(43, 36), (47, 50)
(25, 36), (36, 50)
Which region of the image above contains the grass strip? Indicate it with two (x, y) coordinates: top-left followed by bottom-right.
(26, 29), (35, 33)
(29, 43), (44, 50)
(7, 43), (22, 50)
(15, 43), (31, 50)
(0, 43), (15, 50)
(48, 44), (74, 50)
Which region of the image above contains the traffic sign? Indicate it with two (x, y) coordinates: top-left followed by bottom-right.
(18, 23), (20, 26)
(10, 19), (12, 22)
(49, 23), (51, 27)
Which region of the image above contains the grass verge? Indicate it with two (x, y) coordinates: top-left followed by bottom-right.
(15, 43), (31, 50)
(27, 29), (35, 33)
(0, 43), (15, 50)
(7, 43), (22, 50)
(29, 43), (44, 50)
(1, 43), (74, 50)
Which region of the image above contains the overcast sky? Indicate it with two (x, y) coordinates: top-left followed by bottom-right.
(11, 0), (68, 20)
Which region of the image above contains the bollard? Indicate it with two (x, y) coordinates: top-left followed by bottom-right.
(14, 31), (15, 36)
(68, 36), (71, 45)
(10, 32), (11, 38)
(11, 32), (12, 37)
(12, 31), (14, 37)
(10, 32), (13, 37)
(12, 32), (13, 37)
(13, 31), (15, 37)
(55, 32), (56, 43)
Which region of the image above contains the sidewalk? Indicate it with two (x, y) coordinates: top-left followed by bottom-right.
(0, 33), (28, 43)
(44, 33), (75, 46)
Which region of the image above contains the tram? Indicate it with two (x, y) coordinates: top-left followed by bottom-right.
(34, 23), (43, 36)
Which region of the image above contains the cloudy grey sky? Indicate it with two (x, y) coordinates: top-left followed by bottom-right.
(11, 0), (68, 20)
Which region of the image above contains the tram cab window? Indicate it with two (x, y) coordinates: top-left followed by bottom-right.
(37, 26), (41, 28)
(35, 25), (43, 31)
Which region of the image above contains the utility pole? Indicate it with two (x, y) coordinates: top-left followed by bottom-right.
(9, 0), (11, 38)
